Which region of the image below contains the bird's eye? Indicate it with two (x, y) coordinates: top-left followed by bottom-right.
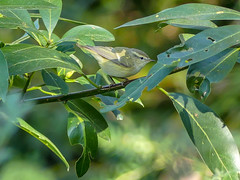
(140, 57), (144, 60)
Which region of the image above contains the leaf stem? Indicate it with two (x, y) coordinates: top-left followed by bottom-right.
(81, 73), (101, 89)
(157, 86), (169, 96)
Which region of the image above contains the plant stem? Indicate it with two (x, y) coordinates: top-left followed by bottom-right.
(22, 73), (35, 97)
(10, 35), (30, 45)
(81, 73), (101, 89)
(30, 13), (87, 25)
(157, 86), (169, 96)
(23, 66), (188, 104)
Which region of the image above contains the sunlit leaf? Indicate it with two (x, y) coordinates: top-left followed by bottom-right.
(187, 48), (239, 100)
(15, 118), (69, 171)
(61, 25), (115, 45)
(67, 99), (110, 140)
(0, 0), (56, 10)
(40, 0), (62, 39)
(67, 113), (98, 177)
(158, 25), (240, 67)
(0, 49), (8, 102)
(1, 44), (81, 75)
(165, 91), (240, 178)
(116, 3), (240, 28)
(42, 69), (69, 95)
(161, 19), (217, 30)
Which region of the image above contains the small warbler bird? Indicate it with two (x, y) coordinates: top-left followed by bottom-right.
(77, 44), (155, 78)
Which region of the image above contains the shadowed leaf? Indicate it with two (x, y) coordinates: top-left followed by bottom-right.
(165, 91), (240, 179)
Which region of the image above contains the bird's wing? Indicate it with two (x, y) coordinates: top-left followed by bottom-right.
(111, 47), (134, 68)
(79, 45), (132, 68)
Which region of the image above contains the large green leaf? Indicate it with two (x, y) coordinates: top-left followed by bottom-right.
(101, 61), (178, 113)
(161, 19), (217, 30)
(1, 44), (81, 75)
(116, 3), (240, 28)
(67, 99), (110, 140)
(165, 91), (240, 179)
(15, 118), (69, 171)
(158, 25), (240, 67)
(0, 49), (8, 102)
(187, 48), (239, 100)
(0, 10), (42, 43)
(67, 113), (98, 177)
(0, 0), (56, 10)
(61, 25), (115, 45)
(40, 0), (62, 40)
(41, 69), (69, 95)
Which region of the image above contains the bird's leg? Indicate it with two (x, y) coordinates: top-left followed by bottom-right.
(108, 76), (129, 87)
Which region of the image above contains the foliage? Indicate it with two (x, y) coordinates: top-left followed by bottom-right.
(0, 0), (240, 178)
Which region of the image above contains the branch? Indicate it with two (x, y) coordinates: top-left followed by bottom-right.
(23, 66), (188, 104)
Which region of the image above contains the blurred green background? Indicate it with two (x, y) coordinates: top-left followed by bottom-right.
(0, 0), (240, 179)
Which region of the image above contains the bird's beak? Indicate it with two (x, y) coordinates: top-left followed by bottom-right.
(148, 59), (156, 62)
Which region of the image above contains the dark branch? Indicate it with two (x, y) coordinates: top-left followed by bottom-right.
(23, 66), (188, 104)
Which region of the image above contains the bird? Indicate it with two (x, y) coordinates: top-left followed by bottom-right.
(77, 44), (155, 78)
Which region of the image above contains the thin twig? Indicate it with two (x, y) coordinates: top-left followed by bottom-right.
(23, 66), (188, 104)
(22, 72), (35, 97)
(30, 13), (87, 25)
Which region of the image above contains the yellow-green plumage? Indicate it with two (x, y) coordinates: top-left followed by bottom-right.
(77, 44), (154, 77)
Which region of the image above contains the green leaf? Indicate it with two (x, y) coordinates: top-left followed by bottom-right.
(187, 48), (239, 100)
(101, 61), (178, 113)
(40, 0), (62, 40)
(97, 95), (122, 119)
(61, 25), (115, 45)
(15, 118), (69, 171)
(0, 49), (8, 102)
(1, 44), (81, 75)
(67, 113), (98, 177)
(9, 19), (40, 45)
(41, 69), (69, 95)
(158, 25), (240, 67)
(116, 3), (240, 28)
(56, 41), (76, 54)
(0, 10), (42, 43)
(162, 19), (217, 30)
(0, 16), (23, 29)
(0, 0), (56, 10)
(165, 91), (240, 179)
(67, 99), (110, 141)
(178, 33), (195, 43)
